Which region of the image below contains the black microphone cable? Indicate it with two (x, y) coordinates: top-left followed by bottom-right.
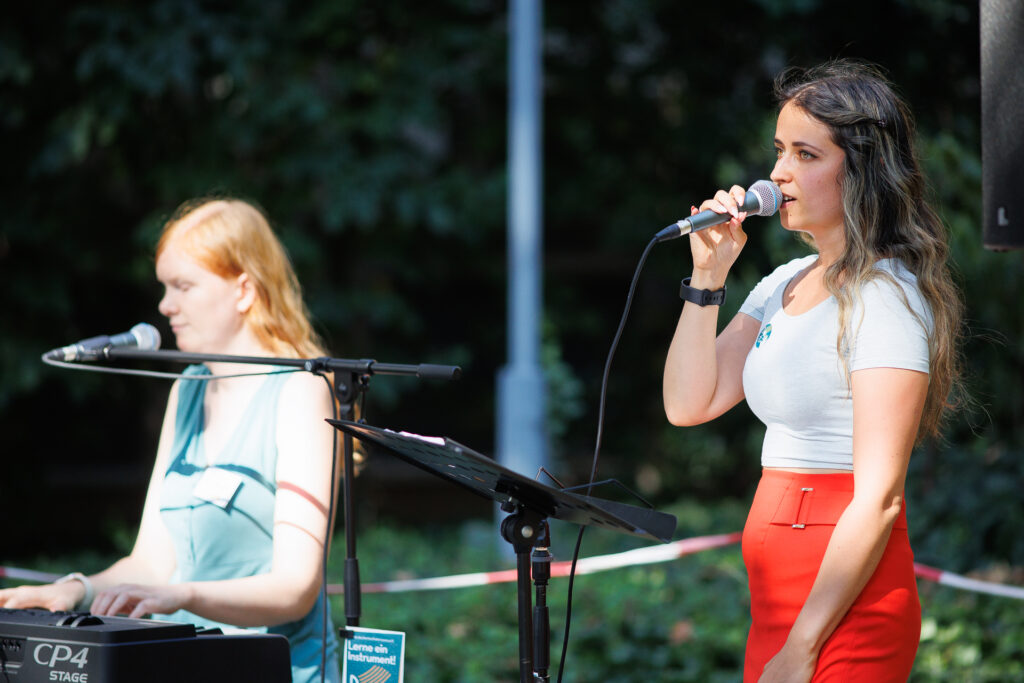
(40, 355), (303, 381)
(556, 235), (659, 683)
(311, 370), (341, 683)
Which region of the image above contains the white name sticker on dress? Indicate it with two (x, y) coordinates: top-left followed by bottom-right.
(193, 468), (244, 510)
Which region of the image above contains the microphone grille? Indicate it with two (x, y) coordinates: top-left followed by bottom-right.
(131, 323), (162, 351)
(748, 180), (783, 217)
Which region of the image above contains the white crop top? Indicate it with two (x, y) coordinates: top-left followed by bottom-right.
(739, 255), (931, 470)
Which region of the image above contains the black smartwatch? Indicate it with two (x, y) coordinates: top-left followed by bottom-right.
(679, 277), (726, 307)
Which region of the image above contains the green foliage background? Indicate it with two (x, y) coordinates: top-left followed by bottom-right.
(2, 0), (1022, 679)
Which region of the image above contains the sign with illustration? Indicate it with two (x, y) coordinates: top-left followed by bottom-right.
(341, 626), (406, 683)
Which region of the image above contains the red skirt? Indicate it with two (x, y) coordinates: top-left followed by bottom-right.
(741, 470), (920, 682)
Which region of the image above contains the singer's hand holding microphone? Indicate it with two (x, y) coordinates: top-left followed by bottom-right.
(657, 180), (783, 289)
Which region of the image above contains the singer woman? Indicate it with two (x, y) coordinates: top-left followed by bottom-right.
(0, 198), (341, 682)
(663, 60), (962, 682)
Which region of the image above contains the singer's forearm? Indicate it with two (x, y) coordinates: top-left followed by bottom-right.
(90, 554), (174, 593)
(787, 501), (900, 654)
(177, 567), (321, 627)
(664, 205), (755, 425)
(664, 303), (720, 421)
(663, 302), (757, 426)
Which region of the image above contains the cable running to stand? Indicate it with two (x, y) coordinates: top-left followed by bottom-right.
(557, 235), (659, 683)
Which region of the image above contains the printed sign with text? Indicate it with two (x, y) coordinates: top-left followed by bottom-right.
(341, 626), (405, 683)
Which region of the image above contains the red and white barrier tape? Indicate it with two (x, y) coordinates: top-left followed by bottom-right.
(346, 532), (743, 595)
(0, 567), (60, 584)
(913, 563), (1024, 601)
(5, 533), (1024, 601)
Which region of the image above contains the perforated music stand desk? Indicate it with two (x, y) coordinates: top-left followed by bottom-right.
(327, 419), (677, 682)
(328, 419), (675, 542)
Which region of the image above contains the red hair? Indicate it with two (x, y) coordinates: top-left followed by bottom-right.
(156, 198), (326, 359)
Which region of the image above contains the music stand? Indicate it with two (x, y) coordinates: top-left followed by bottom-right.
(327, 419), (677, 683)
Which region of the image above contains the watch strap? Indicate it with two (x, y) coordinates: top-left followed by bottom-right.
(679, 277), (726, 307)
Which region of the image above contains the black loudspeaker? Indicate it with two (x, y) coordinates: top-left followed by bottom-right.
(981, 0), (1024, 251)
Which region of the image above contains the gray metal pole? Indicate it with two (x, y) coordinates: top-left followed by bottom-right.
(497, 0), (547, 501)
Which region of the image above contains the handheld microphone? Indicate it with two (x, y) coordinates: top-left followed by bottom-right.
(44, 323), (162, 362)
(655, 180), (783, 242)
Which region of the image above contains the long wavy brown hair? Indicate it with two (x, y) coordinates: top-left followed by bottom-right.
(156, 197), (327, 359)
(774, 60), (963, 440)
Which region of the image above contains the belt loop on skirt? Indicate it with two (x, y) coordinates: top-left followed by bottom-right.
(791, 487), (813, 529)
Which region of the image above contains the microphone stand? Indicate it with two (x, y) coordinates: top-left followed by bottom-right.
(107, 347), (461, 627)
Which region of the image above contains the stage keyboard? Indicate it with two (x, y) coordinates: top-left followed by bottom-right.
(0, 607), (291, 682)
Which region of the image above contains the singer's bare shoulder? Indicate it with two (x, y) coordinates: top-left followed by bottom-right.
(278, 369), (335, 417)
(149, 378), (183, 490)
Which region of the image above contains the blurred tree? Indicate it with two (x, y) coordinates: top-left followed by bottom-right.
(0, 0), (512, 552)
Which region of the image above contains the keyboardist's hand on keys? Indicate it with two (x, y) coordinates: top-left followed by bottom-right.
(91, 582), (191, 619)
(0, 580), (84, 612)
